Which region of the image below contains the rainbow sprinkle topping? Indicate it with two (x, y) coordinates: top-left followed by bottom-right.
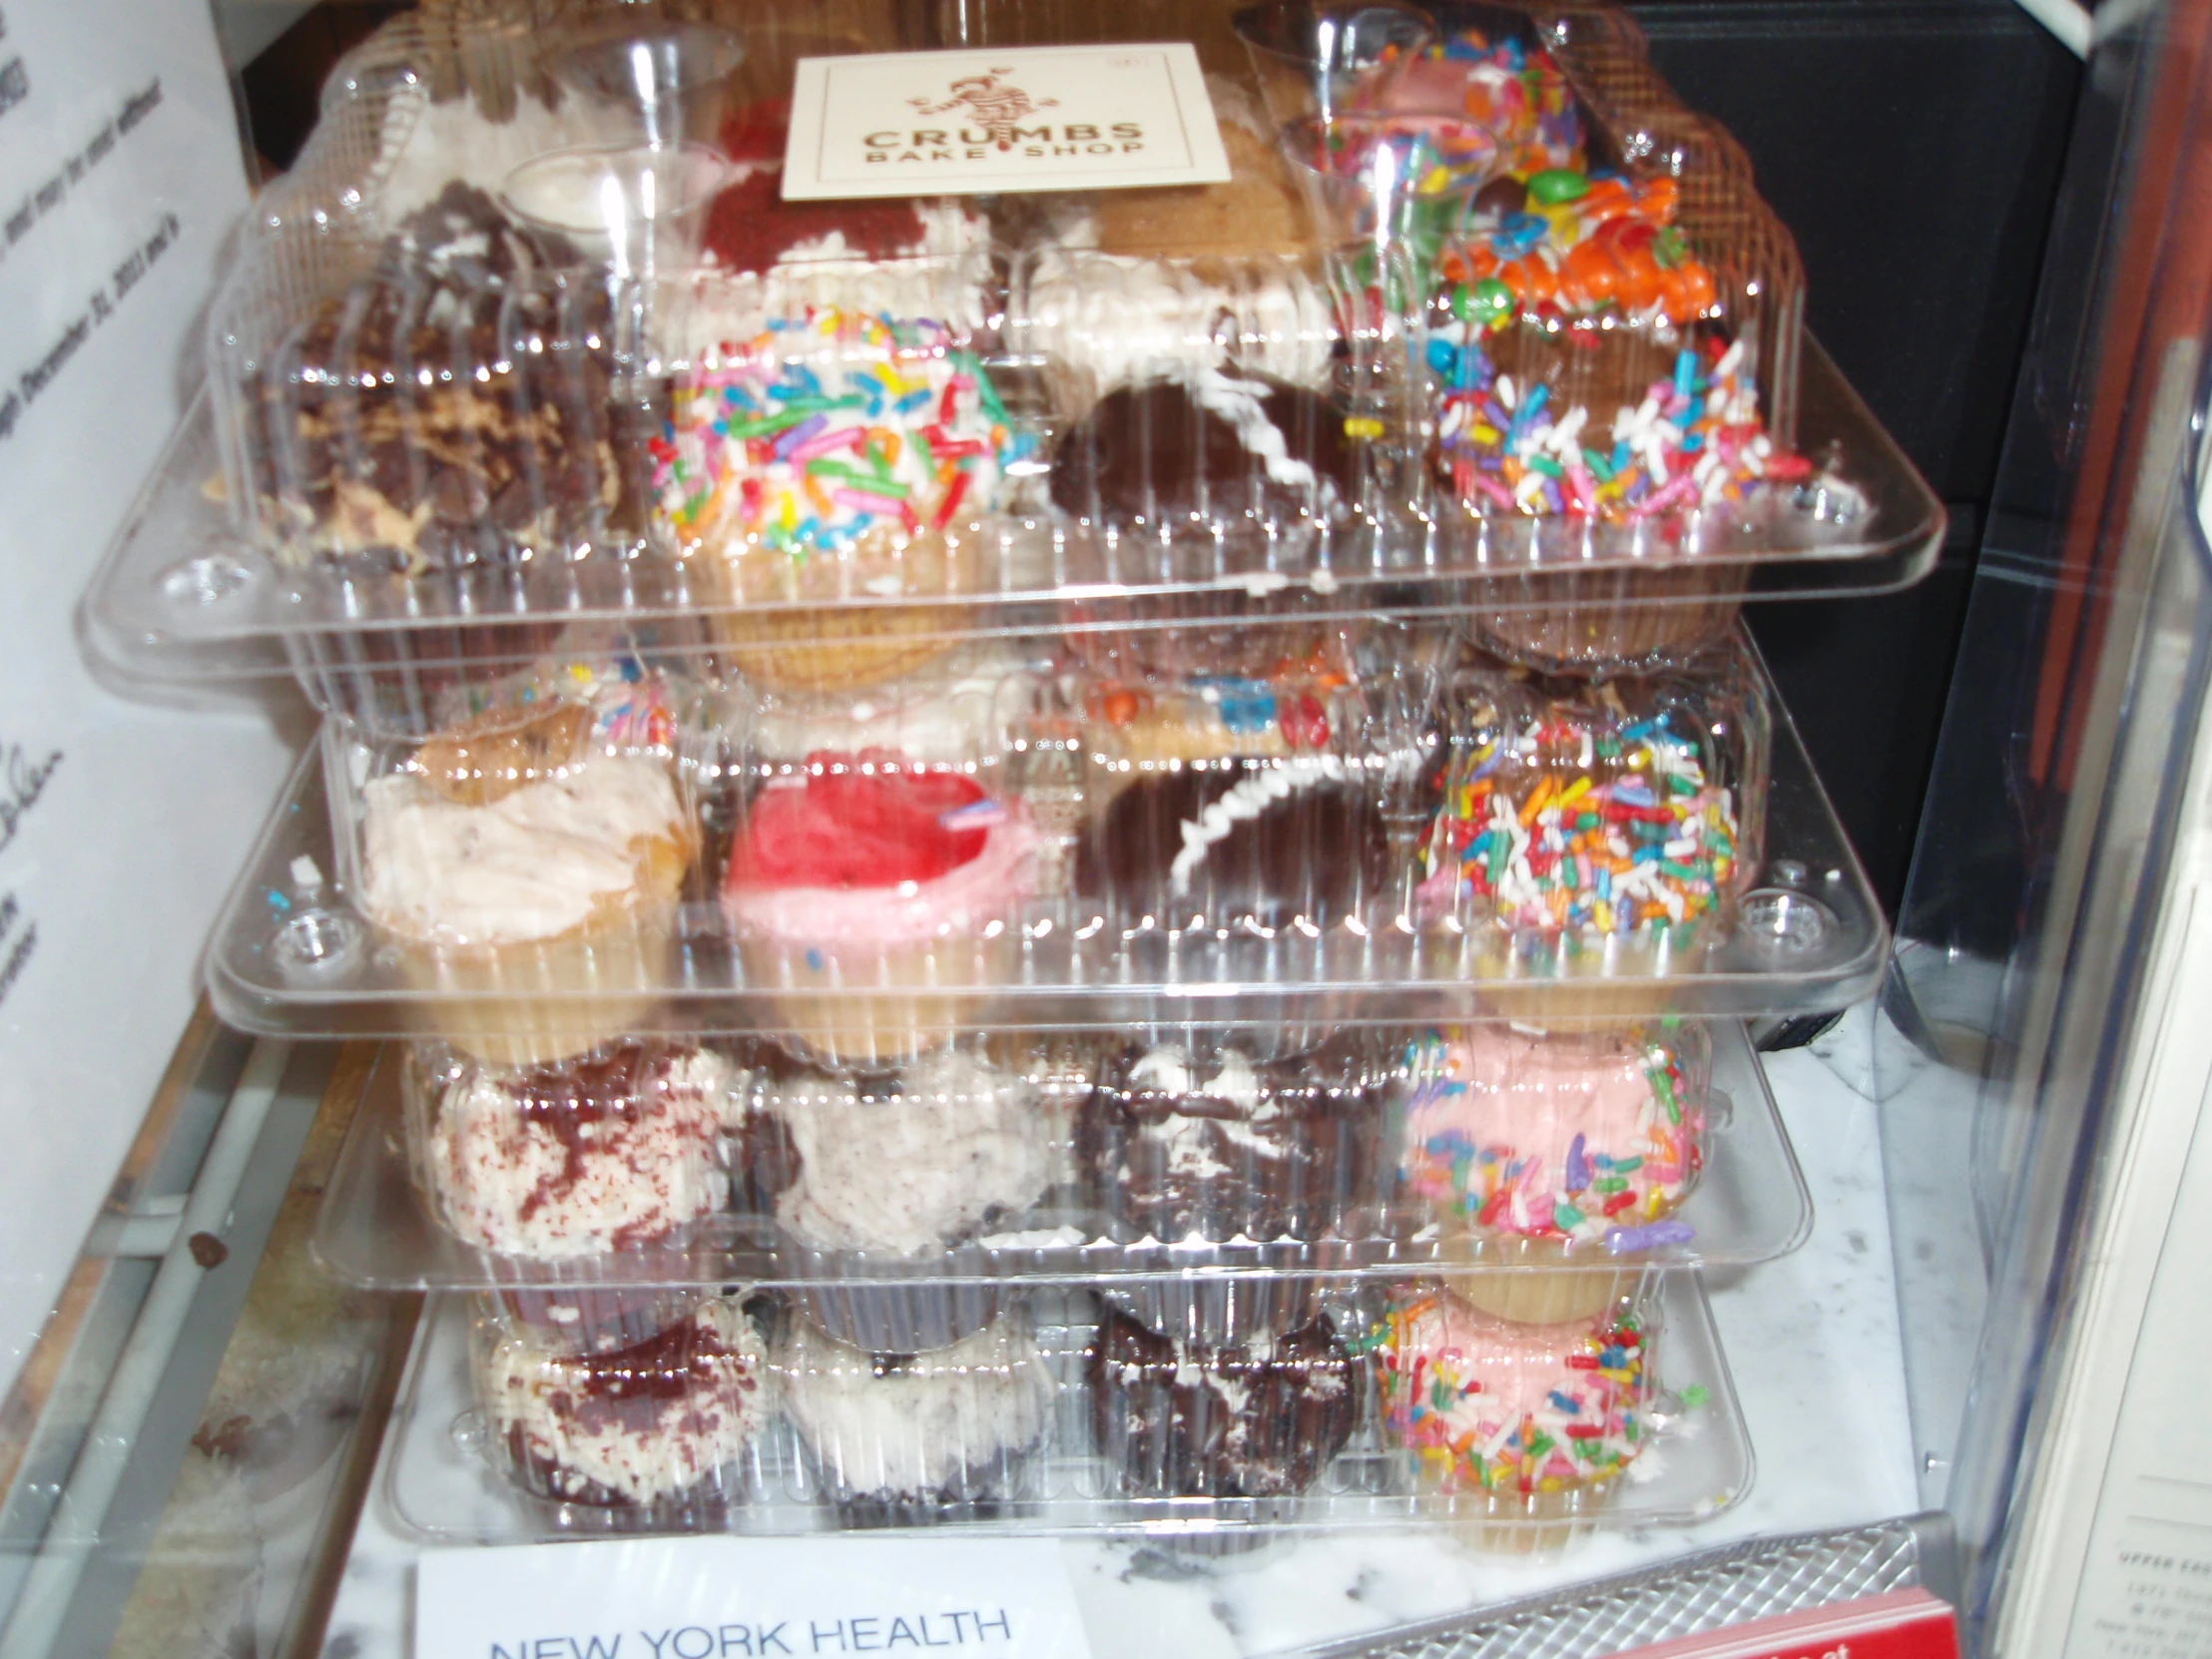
(1399, 1031), (1704, 1244)
(652, 309), (1026, 558)
(1373, 1293), (1650, 1494)
(1417, 700), (1739, 941)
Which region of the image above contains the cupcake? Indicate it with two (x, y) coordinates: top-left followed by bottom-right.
(746, 1037), (1081, 1352)
(653, 307), (1026, 694)
(407, 1038), (741, 1258)
(1082, 1030), (1390, 1246)
(774, 1306), (1054, 1526)
(721, 749), (1040, 1068)
(1396, 1023), (1708, 1321)
(736, 646), (1043, 770)
(1374, 1285), (1653, 1549)
(354, 667), (698, 1067)
(1082, 1030), (1391, 1343)
(1073, 676), (1406, 954)
(1079, 655), (1354, 771)
(1413, 647), (1768, 1005)
(473, 1292), (773, 1513)
(1088, 1304), (1361, 1499)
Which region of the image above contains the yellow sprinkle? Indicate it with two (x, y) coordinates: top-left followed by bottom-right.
(1344, 416), (1385, 440)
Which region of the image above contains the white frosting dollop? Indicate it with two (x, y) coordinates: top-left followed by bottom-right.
(361, 755), (686, 945)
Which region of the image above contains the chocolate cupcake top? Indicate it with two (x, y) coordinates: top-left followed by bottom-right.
(1088, 1305), (1361, 1498)
(1080, 1033), (1389, 1243)
(1048, 367), (1357, 535)
(1075, 753), (1394, 938)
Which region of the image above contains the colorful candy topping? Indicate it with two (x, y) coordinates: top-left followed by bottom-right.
(1417, 699), (1739, 938)
(1091, 674), (1338, 749)
(1436, 174), (1717, 329)
(1353, 30), (1584, 181)
(1399, 1032), (1705, 1244)
(1370, 1293), (1648, 1494)
(727, 751), (999, 890)
(653, 310), (1024, 558)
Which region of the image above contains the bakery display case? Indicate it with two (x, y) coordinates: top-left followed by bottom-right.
(21, 0), (2212, 1652)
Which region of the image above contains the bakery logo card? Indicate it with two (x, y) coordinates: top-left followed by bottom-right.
(782, 44), (1232, 200)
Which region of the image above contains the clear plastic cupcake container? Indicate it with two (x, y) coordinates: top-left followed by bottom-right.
(398, 1276), (1742, 1541)
(1413, 637), (1772, 1009)
(96, 4), (1943, 714)
(469, 1288), (776, 1522)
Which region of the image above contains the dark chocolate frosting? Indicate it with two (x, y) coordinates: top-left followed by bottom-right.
(1079, 1032), (1388, 1243)
(1048, 371), (1356, 533)
(1074, 758), (1392, 937)
(1088, 1306), (1361, 1497)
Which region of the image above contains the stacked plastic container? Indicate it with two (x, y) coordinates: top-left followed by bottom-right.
(91, 0), (1941, 1556)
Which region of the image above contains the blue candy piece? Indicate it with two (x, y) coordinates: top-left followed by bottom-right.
(1425, 336), (1459, 375)
(1492, 213), (1547, 257)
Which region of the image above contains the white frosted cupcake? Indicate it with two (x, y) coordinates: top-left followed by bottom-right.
(774, 1306), (1053, 1526)
(356, 669), (697, 1067)
(410, 1039), (741, 1258)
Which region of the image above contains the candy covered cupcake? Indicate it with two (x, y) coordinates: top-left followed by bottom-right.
(1396, 1023), (1707, 1320)
(654, 308), (1027, 693)
(1414, 648), (1768, 1003)
(1374, 1284), (1652, 1549)
(722, 750), (1039, 1068)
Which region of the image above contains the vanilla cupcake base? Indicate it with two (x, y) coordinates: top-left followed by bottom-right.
(1444, 1477), (1618, 1554)
(739, 933), (1016, 1071)
(393, 892), (679, 1069)
(1447, 1253), (1630, 1326)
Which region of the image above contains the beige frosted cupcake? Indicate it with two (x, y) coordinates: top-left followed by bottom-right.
(358, 674), (698, 1066)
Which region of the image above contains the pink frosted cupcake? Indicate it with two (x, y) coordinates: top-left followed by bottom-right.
(1376, 1284), (1653, 1550)
(1397, 1024), (1707, 1322)
(722, 750), (1039, 1067)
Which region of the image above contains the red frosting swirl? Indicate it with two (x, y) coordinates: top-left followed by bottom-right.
(727, 753), (991, 890)
(703, 99), (927, 274)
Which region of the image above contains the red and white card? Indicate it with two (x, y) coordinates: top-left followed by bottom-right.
(1601, 1588), (1959, 1659)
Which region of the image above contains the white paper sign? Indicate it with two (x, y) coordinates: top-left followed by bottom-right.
(782, 44), (1231, 200)
(417, 1537), (1093, 1659)
(0, 0), (293, 1399)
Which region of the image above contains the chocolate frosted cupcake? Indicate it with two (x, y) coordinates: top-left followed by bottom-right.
(773, 1307), (1054, 1527)
(1088, 1305), (1362, 1500)
(251, 183), (629, 724)
(473, 1292), (773, 1516)
(1049, 367), (1357, 551)
(1081, 1030), (1390, 1251)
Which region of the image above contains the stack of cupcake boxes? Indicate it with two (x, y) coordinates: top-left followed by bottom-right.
(120, 0), (1938, 1552)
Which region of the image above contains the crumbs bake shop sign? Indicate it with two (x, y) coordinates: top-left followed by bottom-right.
(782, 44), (1232, 200)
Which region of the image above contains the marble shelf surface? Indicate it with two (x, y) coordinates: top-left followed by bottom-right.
(316, 1037), (1920, 1659)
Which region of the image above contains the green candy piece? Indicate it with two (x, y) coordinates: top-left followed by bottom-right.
(1472, 276), (1514, 321)
(1526, 168), (1589, 206)
(1450, 281), (1476, 325)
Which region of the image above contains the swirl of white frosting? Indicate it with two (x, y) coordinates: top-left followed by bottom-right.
(1168, 754), (1351, 895)
(361, 756), (685, 945)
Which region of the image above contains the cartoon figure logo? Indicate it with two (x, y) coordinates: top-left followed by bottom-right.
(909, 69), (1058, 151)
